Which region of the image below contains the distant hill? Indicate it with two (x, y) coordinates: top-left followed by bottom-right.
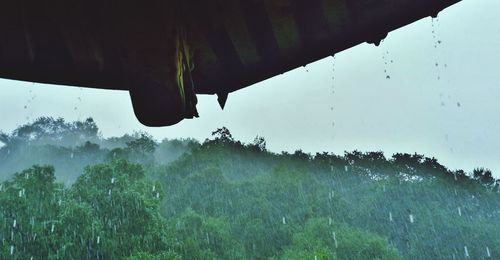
(0, 118), (498, 259)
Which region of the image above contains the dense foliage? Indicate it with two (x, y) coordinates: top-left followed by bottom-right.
(0, 118), (499, 259)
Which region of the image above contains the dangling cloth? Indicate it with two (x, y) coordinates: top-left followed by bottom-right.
(175, 28), (199, 118)
(173, 0), (199, 119)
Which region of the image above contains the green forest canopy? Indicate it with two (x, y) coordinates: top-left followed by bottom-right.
(0, 117), (499, 259)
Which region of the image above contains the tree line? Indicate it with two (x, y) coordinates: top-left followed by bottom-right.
(0, 117), (498, 259)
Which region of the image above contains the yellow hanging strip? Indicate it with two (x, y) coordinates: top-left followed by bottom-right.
(175, 30), (187, 107)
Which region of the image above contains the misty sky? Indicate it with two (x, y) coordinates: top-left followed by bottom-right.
(1, 0), (499, 177)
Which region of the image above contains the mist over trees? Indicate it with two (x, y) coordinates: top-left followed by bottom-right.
(0, 117), (499, 259)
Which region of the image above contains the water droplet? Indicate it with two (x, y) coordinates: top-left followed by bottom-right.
(386, 75), (391, 79)
(457, 102), (461, 107)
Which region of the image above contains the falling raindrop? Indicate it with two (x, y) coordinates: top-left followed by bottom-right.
(409, 214), (414, 223)
(282, 217), (286, 225)
(314, 256), (318, 260)
(51, 224), (55, 233)
(458, 207), (462, 216)
(389, 212), (393, 222)
(464, 246), (470, 258)
(152, 185), (156, 192)
(332, 231), (338, 248)
(97, 236), (100, 244)
(329, 217), (332, 225)
(486, 246), (491, 258)
(344, 166), (348, 172)
(111, 177), (115, 184)
(156, 192), (160, 199)
(10, 245), (14, 255)
(70, 153), (74, 159)
(108, 189), (112, 196)
(13, 219), (16, 228)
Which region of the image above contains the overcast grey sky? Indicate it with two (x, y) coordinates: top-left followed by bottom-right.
(1, 0), (499, 177)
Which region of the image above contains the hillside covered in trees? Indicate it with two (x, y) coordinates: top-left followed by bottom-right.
(0, 117), (499, 259)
